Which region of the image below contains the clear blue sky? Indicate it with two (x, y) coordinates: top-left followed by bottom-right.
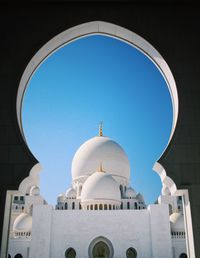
(22, 34), (173, 205)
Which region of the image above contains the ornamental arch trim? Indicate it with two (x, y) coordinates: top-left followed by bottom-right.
(16, 21), (178, 160)
(16, 21), (180, 192)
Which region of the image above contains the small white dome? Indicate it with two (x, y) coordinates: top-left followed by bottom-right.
(72, 136), (130, 182)
(57, 193), (66, 202)
(81, 171), (121, 204)
(162, 185), (171, 196)
(30, 185), (40, 196)
(13, 213), (32, 232)
(170, 212), (184, 231)
(125, 187), (136, 198)
(65, 187), (76, 198)
(136, 193), (145, 203)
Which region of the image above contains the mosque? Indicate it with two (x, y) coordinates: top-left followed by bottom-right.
(5, 125), (187, 258)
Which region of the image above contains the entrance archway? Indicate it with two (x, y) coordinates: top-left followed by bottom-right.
(92, 241), (110, 258)
(88, 236), (114, 258)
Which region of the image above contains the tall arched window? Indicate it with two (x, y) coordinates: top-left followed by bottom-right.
(8, 254), (11, 258)
(95, 204), (98, 210)
(134, 203), (137, 209)
(14, 254), (23, 258)
(179, 253), (187, 258)
(65, 203), (68, 210)
(99, 204), (103, 210)
(72, 202), (75, 210)
(126, 247), (137, 258)
(65, 248), (76, 258)
(127, 202), (130, 209)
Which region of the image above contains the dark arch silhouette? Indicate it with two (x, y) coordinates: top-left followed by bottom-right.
(14, 254), (23, 258)
(65, 247), (76, 258)
(179, 253), (187, 258)
(8, 254), (11, 258)
(126, 247), (137, 258)
(92, 241), (110, 258)
(88, 236), (114, 258)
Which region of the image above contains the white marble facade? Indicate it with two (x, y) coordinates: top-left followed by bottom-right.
(5, 128), (187, 258)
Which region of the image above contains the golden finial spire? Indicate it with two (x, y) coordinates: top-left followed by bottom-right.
(99, 162), (105, 173)
(99, 121), (103, 137)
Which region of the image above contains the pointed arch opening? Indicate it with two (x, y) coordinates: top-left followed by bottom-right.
(88, 236), (114, 258)
(126, 247), (137, 258)
(65, 247), (76, 258)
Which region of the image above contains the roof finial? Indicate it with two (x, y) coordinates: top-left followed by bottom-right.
(99, 121), (103, 137)
(99, 162), (105, 173)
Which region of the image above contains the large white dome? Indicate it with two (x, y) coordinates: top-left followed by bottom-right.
(81, 171), (121, 204)
(72, 136), (130, 182)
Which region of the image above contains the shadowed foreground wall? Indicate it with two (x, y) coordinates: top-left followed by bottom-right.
(0, 1), (200, 256)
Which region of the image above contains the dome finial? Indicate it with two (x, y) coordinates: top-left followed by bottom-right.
(99, 162), (105, 173)
(99, 121), (103, 136)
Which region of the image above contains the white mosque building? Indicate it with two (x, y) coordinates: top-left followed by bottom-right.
(4, 125), (187, 258)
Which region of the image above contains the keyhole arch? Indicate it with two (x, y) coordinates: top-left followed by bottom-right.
(16, 21), (178, 192)
(17, 21), (178, 152)
(15, 20), (196, 258)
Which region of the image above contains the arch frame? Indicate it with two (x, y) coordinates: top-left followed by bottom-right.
(153, 162), (195, 257)
(88, 236), (114, 258)
(15, 20), (195, 257)
(16, 20), (178, 160)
